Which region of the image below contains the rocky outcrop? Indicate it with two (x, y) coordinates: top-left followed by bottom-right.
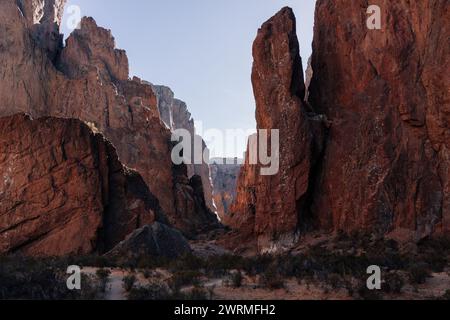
(230, 2), (449, 252)
(152, 85), (215, 213)
(210, 162), (241, 223)
(172, 164), (220, 238)
(0, 114), (163, 256)
(228, 7), (320, 252)
(308, 0), (449, 239)
(105, 222), (191, 261)
(17, 0), (67, 61)
(0, 2), (218, 237)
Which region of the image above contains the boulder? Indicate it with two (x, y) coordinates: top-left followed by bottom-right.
(105, 222), (191, 260)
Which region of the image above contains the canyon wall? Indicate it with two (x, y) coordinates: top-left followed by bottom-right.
(0, 114), (163, 256)
(228, 7), (322, 252)
(308, 0), (449, 239)
(230, 2), (449, 251)
(210, 161), (241, 223)
(152, 85), (215, 214)
(0, 0), (218, 238)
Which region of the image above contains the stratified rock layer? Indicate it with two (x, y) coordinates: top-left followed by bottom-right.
(0, 114), (163, 256)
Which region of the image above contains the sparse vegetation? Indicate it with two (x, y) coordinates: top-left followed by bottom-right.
(128, 281), (171, 300)
(123, 274), (137, 292)
(383, 272), (405, 294)
(0, 234), (448, 300)
(169, 271), (202, 291)
(259, 266), (285, 290)
(230, 271), (243, 288)
(96, 268), (111, 293)
(0, 255), (101, 300)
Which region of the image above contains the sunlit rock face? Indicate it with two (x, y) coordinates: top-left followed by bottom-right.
(0, 114), (163, 256)
(228, 7), (320, 252)
(309, 0), (449, 240)
(230, 1), (449, 252)
(0, 1), (219, 240)
(210, 161), (241, 223)
(152, 84), (216, 214)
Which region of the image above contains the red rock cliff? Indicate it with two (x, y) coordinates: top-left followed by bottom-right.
(228, 7), (320, 252)
(0, 1), (218, 237)
(230, 2), (449, 251)
(0, 114), (163, 256)
(309, 0), (449, 239)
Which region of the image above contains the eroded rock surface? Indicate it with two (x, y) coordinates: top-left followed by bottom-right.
(152, 85), (215, 214)
(0, 2), (218, 237)
(228, 7), (320, 252)
(210, 162), (241, 223)
(308, 0), (449, 239)
(229, 2), (449, 252)
(0, 114), (163, 256)
(105, 222), (191, 261)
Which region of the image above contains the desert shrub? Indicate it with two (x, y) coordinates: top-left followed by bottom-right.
(204, 254), (244, 276)
(326, 273), (345, 290)
(169, 254), (204, 272)
(96, 268), (111, 293)
(230, 271), (243, 288)
(383, 272), (404, 294)
(356, 282), (383, 300)
(259, 266), (285, 290)
(441, 290), (450, 300)
(184, 286), (209, 300)
(0, 255), (101, 300)
(96, 268), (111, 279)
(142, 269), (152, 279)
(128, 281), (171, 300)
(123, 274), (137, 292)
(408, 263), (431, 285)
(170, 271), (202, 291)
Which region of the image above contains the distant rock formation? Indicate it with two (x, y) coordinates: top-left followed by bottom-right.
(210, 161), (241, 223)
(152, 85), (215, 214)
(0, 1), (219, 239)
(0, 114), (164, 256)
(229, 2), (449, 252)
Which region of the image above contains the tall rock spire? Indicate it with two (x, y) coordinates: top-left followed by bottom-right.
(229, 7), (318, 252)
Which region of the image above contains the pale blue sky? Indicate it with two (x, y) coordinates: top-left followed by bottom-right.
(61, 0), (316, 157)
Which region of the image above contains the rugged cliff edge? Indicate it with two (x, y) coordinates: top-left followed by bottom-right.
(210, 161), (241, 223)
(0, 0), (219, 238)
(152, 85), (215, 214)
(229, 2), (449, 252)
(228, 7), (321, 252)
(308, 0), (449, 240)
(0, 114), (164, 256)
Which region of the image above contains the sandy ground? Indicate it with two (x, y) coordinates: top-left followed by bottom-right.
(80, 267), (450, 300)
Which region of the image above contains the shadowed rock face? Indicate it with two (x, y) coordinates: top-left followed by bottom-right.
(210, 162), (241, 223)
(105, 222), (191, 261)
(152, 85), (216, 214)
(229, 2), (449, 252)
(309, 0), (449, 240)
(17, 0), (67, 60)
(0, 114), (164, 256)
(228, 7), (320, 252)
(0, 2), (218, 237)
